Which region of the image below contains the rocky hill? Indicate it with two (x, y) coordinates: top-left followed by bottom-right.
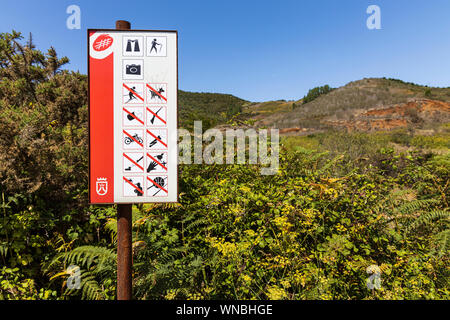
(219, 78), (450, 134)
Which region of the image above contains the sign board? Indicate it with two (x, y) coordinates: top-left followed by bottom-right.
(88, 29), (178, 203)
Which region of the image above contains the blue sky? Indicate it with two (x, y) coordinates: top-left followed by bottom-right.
(1, 0), (449, 101)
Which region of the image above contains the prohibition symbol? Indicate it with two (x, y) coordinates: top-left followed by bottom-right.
(123, 129), (144, 149)
(123, 106), (144, 127)
(146, 106), (167, 126)
(147, 176), (168, 197)
(123, 83), (144, 104)
(123, 176), (144, 197)
(146, 152), (168, 173)
(146, 129), (167, 150)
(146, 83), (167, 104)
(123, 152), (144, 173)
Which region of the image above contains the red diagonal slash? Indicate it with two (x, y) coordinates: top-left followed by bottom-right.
(147, 176), (168, 194)
(147, 153), (167, 171)
(123, 83), (144, 101)
(123, 108), (144, 125)
(123, 153), (144, 171)
(146, 83), (167, 102)
(123, 130), (143, 147)
(146, 129), (167, 148)
(146, 107), (166, 125)
(123, 177), (143, 195)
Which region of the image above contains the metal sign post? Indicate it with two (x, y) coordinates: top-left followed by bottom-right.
(88, 20), (178, 300)
(116, 20), (133, 301)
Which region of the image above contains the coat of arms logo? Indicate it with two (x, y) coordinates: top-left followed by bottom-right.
(96, 177), (108, 196)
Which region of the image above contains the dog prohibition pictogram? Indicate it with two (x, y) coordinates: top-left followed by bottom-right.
(123, 83), (144, 104)
(123, 152), (145, 173)
(146, 129), (167, 150)
(146, 106), (167, 126)
(123, 176), (144, 197)
(146, 152), (168, 174)
(123, 106), (144, 127)
(146, 83), (167, 104)
(123, 129), (144, 150)
(146, 176), (168, 197)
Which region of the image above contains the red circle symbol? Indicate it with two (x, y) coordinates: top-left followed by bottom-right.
(93, 34), (113, 52)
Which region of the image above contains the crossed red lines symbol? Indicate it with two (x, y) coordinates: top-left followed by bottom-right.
(123, 177), (143, 195)
(123, 130), (143, 147)
(146, 83), (167, 102)
(147, 176), (168, 194)
(123, 83), (144, 101)
(147, 153), (167, 171)
(123, 153), (144, 171)
(123, 107), (144, 125)
(147, 129), (167, 148)
(146, 107), (166, 125)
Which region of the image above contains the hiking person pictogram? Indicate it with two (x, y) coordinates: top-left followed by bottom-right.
(150, 38), (162, 54)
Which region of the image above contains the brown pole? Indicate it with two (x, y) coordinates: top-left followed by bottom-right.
(116, 20), (133, 300)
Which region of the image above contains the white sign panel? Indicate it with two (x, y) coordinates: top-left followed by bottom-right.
(89, 29), (178, 203)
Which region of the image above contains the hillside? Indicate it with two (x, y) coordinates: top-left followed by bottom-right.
(178, 90), (248, 130)
(230, 78), (450, 133)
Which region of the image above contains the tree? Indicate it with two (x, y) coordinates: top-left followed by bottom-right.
(302, 85), (334, 104)
(0, 31), (94, 297)
(0, 31), (88, 205)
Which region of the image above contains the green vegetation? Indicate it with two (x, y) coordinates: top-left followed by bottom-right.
(302, 85), (334, 104)
(179, 90), (247, 131)
(0, 31), (449, 300)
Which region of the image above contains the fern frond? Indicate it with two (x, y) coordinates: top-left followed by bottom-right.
(62, 245), (116, 269)
(431, 229), (450, 257)
(396, 199), (440, 215)
(63, 270), (106, 300)
(405, 210), (449, 233)
(104, 218), (117, 240)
